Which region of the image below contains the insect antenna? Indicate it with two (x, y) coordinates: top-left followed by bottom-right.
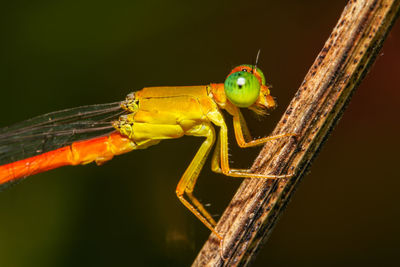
(252, 49), (261, 74)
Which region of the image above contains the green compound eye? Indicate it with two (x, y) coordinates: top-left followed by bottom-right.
(224, 71), (261, 108)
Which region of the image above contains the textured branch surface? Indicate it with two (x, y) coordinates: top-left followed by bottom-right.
(193, 0), (400, 266)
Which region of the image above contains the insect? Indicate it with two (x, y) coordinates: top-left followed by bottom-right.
(0, 64), (293, 239)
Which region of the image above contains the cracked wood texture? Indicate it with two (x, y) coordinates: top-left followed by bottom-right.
(193, 0), (400, 266)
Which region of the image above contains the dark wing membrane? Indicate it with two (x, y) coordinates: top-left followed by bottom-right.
(0, 102), (127, 165)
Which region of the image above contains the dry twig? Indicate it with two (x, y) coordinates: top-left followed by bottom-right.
(193, 0), (400, 266)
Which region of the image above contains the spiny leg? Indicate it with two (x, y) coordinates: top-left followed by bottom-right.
(234, 108), (253, 143)
(175, 123), (223, 239)
(212, 116), (293, 179)
(233, 107), (296, 148)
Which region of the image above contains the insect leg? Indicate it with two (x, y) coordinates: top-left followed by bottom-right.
(232, 107), (296, 148)
(175, 123), (223, 239)
(213, 117), (291, 179)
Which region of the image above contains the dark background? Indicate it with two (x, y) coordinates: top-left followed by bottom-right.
(0, 1), (399, 266)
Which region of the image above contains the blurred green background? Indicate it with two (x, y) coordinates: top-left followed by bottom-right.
(0, 1), (399, 266)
